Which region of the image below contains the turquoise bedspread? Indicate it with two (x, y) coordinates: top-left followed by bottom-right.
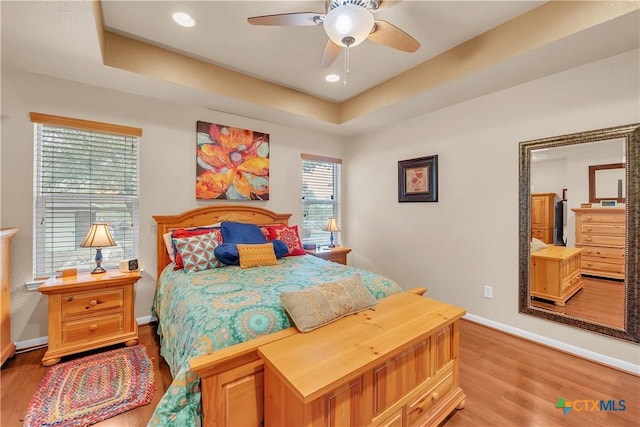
(147, 254), (402, 426)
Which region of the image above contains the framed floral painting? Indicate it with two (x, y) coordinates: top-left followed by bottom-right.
(398, 155), (438, 202)
(196, 121), (269, 200)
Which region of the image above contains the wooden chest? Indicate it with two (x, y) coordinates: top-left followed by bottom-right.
(530, 245), (583, 306)
(259, 293), (466, 427)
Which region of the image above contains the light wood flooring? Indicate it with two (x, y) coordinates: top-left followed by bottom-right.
(1, 324), (172, 427)
(530, 275), (625, 328)
(1, 321), (638, 426)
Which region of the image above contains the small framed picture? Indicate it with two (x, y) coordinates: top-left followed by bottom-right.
(398, 155), (438, 202)
(600, 200), (618, 207)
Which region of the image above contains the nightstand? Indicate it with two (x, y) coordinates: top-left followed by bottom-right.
(38, 271), (141, 366)
(305, 246), (352, 265)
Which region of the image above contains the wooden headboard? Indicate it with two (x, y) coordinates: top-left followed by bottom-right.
(153, 205), (291, 279)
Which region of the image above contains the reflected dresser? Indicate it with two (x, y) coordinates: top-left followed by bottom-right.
(531, 193), (556, 244)
(572, 207), (625, 280)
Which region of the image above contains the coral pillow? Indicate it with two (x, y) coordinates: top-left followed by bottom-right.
(237, 243), (278, 269)
(268, 225), (305, 256)
(172, 227), (222, 270)
(172, 233), (220, 273)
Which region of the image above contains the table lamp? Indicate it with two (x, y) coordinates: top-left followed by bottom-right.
(322, 217), (340, 248)
(80, 223), (116, 274)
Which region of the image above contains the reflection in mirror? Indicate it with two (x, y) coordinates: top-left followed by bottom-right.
(519, 123), (639, 342)
(589, 163), (625, 203)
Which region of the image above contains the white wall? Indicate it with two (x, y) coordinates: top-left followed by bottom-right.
(344, 49), (640, 365)
(0, 69), (343, 343)
(2, 49), (638, 367)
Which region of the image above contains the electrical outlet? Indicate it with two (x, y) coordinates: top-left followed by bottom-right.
(484, 285), (493, 299)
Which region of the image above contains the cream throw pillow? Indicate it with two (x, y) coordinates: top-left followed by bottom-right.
(280, 274), (377, 332)
(531, 237), (549, 252)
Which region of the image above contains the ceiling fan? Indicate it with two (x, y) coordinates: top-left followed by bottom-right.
(247, 0), (420, 68)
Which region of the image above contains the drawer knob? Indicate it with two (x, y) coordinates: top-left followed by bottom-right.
(586, 237), (592, 241)
(432, 392), (440, 401)
(586, 216), (592, 221)
(89, 324), (98, 331)
(586, 227), (592, 231)
(89, 300), (98, 306)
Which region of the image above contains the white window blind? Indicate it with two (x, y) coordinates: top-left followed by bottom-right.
(301, 154), (342, 247)
(32, 113), (141, 277)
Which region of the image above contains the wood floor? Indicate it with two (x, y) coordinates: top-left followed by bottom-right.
(0, 324), (173, 427)
(1, 321), (638, 426)
(530, 276), (625, 328)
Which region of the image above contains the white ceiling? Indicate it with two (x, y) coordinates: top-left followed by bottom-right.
(2, 1), (639, 137)
(100, 0), (544, 102)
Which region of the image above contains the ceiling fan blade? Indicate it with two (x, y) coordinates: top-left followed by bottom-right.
(368, 20), (420, 52)
(320, 39), (341, 68)
(247, 12), (322, 26)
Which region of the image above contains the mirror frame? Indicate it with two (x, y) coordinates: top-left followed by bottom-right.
(519, 123), (639, 342)
(589, 163), (625, 203)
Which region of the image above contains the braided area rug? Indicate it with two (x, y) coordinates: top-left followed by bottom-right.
(23, 344), (155, 427)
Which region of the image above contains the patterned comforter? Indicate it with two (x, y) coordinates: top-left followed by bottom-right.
(147, 254), (402, 426)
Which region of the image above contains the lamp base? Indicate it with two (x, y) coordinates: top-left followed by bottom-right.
(91, 265), (107, 274)
(91, 248), (107, 274)
(328, 232), (336, 248)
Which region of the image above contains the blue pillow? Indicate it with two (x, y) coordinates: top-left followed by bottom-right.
(272, 239), (289, 258)
(221, 221), (268, 244)
(215, 240), (289, 265)
(214, 243), (241, 265)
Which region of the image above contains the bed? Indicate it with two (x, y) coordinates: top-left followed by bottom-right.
(149, 205), (456, 427)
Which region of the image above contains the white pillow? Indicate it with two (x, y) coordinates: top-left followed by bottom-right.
(163, 231), (176, 262)
(163, 222), (222, 264)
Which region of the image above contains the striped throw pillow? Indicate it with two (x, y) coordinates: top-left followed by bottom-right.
(236, 243), (278, 269)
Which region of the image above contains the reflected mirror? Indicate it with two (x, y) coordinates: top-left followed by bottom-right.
(519, 123), (639, 342)
(589, 163), (625, 203)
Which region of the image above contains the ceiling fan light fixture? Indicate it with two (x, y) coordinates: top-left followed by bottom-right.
(323, 4), (374, 47)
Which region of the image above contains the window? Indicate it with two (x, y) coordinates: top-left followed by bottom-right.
(31, 113), (141, 277)
(301, 154), (342, 247)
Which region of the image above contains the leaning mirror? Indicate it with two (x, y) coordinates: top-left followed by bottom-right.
(519, 123), (639, 342)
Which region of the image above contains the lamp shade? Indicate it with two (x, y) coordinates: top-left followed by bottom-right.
(322, 218), (341, 233)
(80, 223), (116, 248)
(323, 4), (374, 47)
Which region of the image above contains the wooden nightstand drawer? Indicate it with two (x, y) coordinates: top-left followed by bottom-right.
(61, 288), (124, 319)
(62, 313), (124, 343)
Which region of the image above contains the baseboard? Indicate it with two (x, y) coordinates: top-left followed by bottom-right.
(137, 315), (157, 325)
(15, 315), (158, 352)
(464, 313), (640, 375)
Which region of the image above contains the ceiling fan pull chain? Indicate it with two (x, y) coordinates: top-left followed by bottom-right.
(344, 46), (351, 85)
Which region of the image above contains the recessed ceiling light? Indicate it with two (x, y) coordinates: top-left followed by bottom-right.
(173, 12), (195, 28)
(325, 74), (340, 83)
